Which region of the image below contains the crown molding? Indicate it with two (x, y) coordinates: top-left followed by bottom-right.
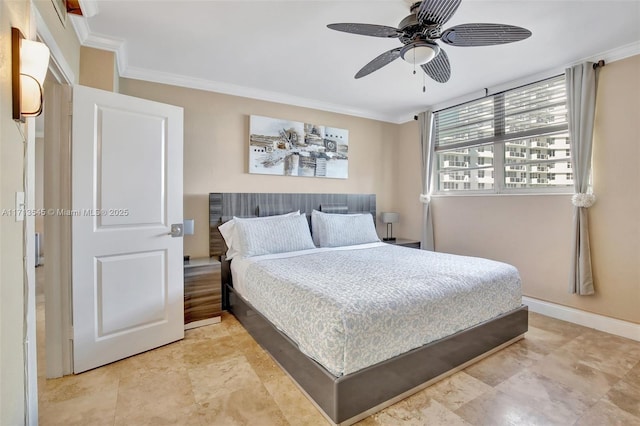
(121, 66), (398, 123)
(73, 14), (640, 126)
(69, 14), (397, 122)
(578, 39), (640, 65)
(70, 15), (127, 75)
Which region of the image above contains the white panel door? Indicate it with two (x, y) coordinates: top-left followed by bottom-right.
(72, 85), (184, 373)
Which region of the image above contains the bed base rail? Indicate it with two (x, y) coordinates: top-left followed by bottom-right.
(226, 283), (528, 424)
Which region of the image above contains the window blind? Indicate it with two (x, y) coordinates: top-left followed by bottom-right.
(435, 75), (568, 151)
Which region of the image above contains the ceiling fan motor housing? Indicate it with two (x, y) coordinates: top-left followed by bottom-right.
(398, 13), (441, 44)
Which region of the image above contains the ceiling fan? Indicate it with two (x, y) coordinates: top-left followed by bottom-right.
(327, 0), (532, 83)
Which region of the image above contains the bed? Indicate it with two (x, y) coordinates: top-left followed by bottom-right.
(209, 192), (528, 425)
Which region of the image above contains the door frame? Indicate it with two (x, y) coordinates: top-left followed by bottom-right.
(42, 81), (74, 378)
(33, 4), (76, 382)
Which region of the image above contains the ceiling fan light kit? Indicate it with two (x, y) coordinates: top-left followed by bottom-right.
(400, 40), (440, 65)
(327, 0), (532, 83)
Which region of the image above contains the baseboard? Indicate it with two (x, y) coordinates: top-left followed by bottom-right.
(523, 296), (640, 342)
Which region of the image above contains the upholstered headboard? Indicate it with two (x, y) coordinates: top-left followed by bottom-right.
(208, 193), (376, 258)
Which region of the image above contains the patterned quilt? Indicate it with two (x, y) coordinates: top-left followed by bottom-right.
(235, 243), (522, 377)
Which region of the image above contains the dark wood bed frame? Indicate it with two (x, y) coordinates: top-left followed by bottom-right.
(209, 192), (528, 425)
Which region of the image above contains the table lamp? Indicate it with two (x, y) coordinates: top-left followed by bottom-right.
(381, 212), (399, 242)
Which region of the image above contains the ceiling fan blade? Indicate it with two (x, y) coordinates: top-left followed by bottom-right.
(421, 48), (451, 83)
(355, 47), (403, 79)
(440, 23), (532, 47)
(416, 0), (462, 26)
(327, 23), (400, 38)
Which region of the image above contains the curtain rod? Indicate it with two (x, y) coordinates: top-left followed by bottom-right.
(413, 60), (606, 120)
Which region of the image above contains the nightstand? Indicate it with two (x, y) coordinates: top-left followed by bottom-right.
(385, 238), (421, 249)
(183, 258), (222, 329)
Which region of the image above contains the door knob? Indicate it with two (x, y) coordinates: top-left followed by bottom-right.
(168, 223), (184, 237)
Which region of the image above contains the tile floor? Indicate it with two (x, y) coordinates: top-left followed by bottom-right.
(36, 296), (640, 425)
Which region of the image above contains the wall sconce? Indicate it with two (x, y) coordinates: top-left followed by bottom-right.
(12, 27), (50, 122)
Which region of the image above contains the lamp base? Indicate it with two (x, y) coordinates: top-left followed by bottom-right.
(382, 237), (396, 242)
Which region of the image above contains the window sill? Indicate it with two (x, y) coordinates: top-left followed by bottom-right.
(431, 191), (572, 198)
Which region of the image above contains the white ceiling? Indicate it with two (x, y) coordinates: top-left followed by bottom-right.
(73, 0), (640, 123)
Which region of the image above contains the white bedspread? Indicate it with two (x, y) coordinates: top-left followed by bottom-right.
(231, 243), (522, 377)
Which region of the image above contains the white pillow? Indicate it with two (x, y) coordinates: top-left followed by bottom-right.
(233, 214), (315, 257)
(312, 210), (380, 248)
(311, 209), (360, 245)
(218, 211), (299, 260)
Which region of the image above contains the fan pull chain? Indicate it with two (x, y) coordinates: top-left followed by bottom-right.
(423, 72), (426, 93)
(413, 48), (417, 75)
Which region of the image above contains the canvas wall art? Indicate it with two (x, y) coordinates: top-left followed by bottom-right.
(249, 115), (349, 179)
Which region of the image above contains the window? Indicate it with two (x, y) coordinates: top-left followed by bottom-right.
(434, 75), (573, 193)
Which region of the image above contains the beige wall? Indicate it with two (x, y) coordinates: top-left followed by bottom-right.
(1, 1), (81, 422)
(118, 54), (640, 324)
(119, 78), (399, 258)
(1, 1), (30, 424)
(588, 55), (640, 322)
(79, 46), (118, 91)
(394, 119), (422, 241)
(395, 55), (640, 324)
(33, 0), (81, 82)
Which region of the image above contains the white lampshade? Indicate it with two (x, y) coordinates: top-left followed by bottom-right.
(12, 27), (50, 121)
(381, 212), (400, 224)
(19, 38), (50, 116)
(400, 41), (440, 66)
(183, 219), (195, 236)
(21, 39), (49, 86)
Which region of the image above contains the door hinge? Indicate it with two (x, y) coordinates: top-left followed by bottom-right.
(68, 326), (74, 340)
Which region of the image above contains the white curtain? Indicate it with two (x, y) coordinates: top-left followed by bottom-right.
(566, 63), (598, 295)
(418, 111), (435, 251)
